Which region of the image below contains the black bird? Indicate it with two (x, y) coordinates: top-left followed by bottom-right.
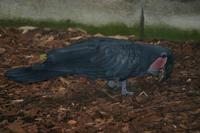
(5, 38), (173, 95)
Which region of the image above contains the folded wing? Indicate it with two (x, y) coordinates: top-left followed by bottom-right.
(45, 39), (141, 80)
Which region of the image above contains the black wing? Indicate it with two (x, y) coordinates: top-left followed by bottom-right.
(45, 38), (142, 80)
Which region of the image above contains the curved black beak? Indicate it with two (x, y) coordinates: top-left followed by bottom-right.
(159, 53), (174, 82)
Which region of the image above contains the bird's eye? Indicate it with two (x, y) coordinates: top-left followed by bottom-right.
(161, 54), (167, 58)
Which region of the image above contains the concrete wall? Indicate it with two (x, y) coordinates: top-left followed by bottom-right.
(0, 0), (200, 29)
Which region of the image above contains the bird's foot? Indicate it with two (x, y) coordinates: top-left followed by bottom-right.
(121, 89), (134, 96)
(120, 80), (134, 96)
(107, 81), (120, 90)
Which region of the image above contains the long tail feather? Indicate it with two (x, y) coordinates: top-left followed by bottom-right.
(5, 64), (64, 83)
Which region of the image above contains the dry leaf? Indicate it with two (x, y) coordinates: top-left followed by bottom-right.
(7, 123), (26, 133)
(0, 48), (6, 54)
(121, 124), (129, 133)
(109, 35), (129, 40)
(11, 99), (24, 104)
(70, 36), (83, 41)
(67, 120), (77, 125)
(93, 33), (104, 37)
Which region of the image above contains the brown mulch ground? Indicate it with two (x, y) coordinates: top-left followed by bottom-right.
(0, 27), (200, 133)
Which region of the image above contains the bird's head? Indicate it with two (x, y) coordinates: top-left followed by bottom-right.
(147, 50), (174, 81)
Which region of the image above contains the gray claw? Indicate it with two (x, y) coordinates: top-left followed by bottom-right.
(120, 80), (134, 96)
(107, 81), (120, 90)
(121, 90), (134, 96)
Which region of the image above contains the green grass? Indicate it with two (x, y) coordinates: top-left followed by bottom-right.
(144, 25), (200, 42)
(0, 18), (200, 42)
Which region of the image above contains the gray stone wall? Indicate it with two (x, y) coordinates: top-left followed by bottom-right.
(0, 0), (199, 29)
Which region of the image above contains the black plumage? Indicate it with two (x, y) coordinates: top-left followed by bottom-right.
(5, 37), (173, 84)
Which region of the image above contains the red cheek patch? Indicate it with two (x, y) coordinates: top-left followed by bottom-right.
(149, 57), (167, 71)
